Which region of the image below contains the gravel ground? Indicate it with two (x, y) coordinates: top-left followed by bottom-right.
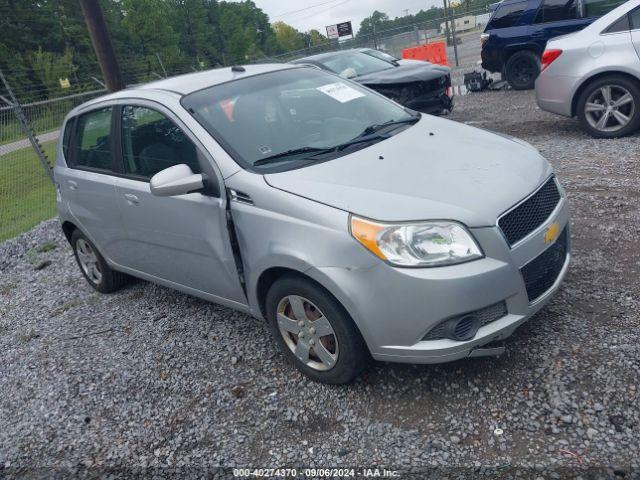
(1, 90), (639, 479)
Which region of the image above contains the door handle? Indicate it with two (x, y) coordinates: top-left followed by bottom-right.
(67, 180), (78, 191)
(124, 193), (139, 205)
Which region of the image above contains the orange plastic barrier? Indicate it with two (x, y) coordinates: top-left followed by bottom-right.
(401, 42), (448, 66)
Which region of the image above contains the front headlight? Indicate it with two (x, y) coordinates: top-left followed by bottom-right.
(350, 216), (483, 267)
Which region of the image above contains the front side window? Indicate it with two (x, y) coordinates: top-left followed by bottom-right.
(488, 2), (526, 29)
(182, 67), (417, 172)
(320, 52), (395, 77)
(535, 0), (577, 23)
(582, 0), (626, 18)
(121, 106), (200, 179)
(72, 107), (113, 171)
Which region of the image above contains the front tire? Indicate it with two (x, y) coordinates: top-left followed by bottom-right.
(504, 50), (540, 90)
(71, 229), (127, 293)
(576, 75), (640, 138)
(265, 275), (369, 384)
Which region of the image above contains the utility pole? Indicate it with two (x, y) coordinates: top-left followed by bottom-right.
(449, 0), (459, 67)
(442, 0), (451, 46)
(370, 15), (378, 49)
(79, 0), (125, 92)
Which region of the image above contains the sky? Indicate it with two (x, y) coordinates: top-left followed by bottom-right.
(250, 0), (440, 35)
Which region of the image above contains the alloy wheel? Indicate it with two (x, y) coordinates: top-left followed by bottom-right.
(584, 85), (635, 133)
(76, 238), (102, 285)
(276, 295), (339, 371)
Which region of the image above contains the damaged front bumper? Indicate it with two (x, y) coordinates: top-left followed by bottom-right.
(366, 74), (454, 115)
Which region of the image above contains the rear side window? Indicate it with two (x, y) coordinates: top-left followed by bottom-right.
(535, 0), (577, 23)
(604, 13), (630, 32)
(489, 2), (526, 29)
(630, 7), (640, 28)
(72, 108), (113, 171)
(120, 106), (201, 179)
(582, 0), (626, 17)
(62, 118), (74, 159)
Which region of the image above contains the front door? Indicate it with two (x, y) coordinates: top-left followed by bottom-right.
(114, 104), (246, 305)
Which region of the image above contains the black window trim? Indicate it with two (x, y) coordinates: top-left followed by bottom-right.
(66, 105), (118, 176)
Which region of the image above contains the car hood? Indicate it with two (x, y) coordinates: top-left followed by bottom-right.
(355, 63), (451, 85)
(264, 116), (552, 226)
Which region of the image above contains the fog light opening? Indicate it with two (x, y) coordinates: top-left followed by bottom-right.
(447, 315), (480, 341)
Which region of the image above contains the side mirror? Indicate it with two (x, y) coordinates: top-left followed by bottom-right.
(149, 164), (205, 197)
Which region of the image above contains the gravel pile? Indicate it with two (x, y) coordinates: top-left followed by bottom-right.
(1, 90), (639, 478)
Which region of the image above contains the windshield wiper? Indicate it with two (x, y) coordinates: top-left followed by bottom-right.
(329, 116), (421, 152)
(252, 116), (421, 167)
(359, 116), (420, 137)
(253, 146), (334, 166)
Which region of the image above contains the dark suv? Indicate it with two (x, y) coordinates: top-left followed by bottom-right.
(481, 0), (626, 89)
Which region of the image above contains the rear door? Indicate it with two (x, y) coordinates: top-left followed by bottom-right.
(59, 106), (125, 263)
(113, 102), (246, 304)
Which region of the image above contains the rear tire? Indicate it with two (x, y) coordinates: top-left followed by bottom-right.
(265, 275), (370, 384)
(505, 50), (540, 90)
(576, 75), (640, 138)
(71, 229), (127, 293)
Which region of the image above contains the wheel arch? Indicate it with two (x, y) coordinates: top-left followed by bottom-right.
(254, 264), (375, 350)
(61, 220), (78, 244)
(571, 70), (640, 117)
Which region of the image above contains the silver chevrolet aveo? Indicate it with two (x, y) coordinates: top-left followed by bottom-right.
(56, 64), (570, 384)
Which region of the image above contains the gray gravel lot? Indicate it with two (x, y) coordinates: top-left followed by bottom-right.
(1, 90), (639, 478)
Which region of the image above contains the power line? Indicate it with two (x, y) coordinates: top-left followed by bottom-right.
(271, 0), (344, 19)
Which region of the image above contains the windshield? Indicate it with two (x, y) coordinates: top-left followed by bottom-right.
(362, 49), (399, 64)
(319, 52), (395, 78)
(182, 67), (416, 171)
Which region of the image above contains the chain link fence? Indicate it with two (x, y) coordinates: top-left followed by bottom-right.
(0, 85), (106, 241)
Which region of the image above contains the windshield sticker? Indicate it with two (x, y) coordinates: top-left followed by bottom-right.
(316, 82), (365, 103)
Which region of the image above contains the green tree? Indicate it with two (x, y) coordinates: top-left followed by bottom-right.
(357, 11), (389, 38)
(29, 47), (76, 94)
(273, 21), (305, 52)
(121, 0), (182, 75)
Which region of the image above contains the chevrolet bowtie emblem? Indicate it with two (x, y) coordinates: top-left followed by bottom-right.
(544, 222), (560, 244)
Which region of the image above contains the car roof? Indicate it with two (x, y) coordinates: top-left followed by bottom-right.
(76, 63), (298, 109)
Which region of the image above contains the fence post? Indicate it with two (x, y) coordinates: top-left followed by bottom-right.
(0, 68), (54, 182)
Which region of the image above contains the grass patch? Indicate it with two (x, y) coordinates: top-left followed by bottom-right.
(0, 141), (57, 242)
(0, 282), (16, 295)
(36, 240), (57, 252)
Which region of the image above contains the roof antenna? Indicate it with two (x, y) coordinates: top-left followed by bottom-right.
(231, 65), (245, 73)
